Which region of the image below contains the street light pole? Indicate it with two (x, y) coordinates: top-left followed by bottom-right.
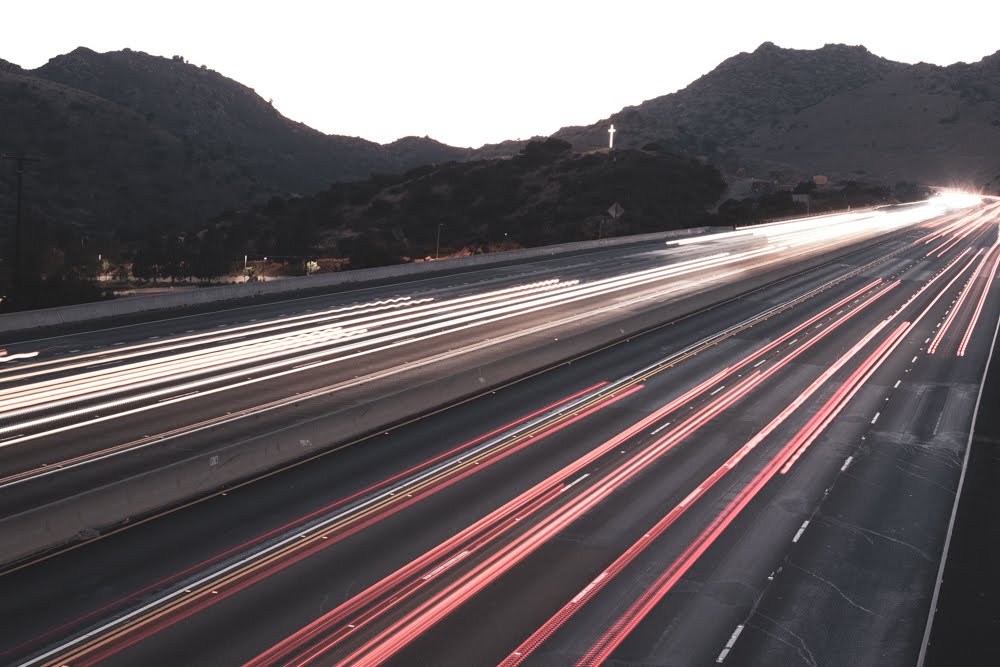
(435, 222), (444, 259)
(2, 154), (41, 305)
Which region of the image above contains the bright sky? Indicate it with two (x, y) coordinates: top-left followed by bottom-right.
(5, 1), (999, 148)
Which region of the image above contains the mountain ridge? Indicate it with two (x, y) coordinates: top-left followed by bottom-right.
(0, 46), (494, 237)
(554, 42), (1000, 188)
(3, 40), (999, 248)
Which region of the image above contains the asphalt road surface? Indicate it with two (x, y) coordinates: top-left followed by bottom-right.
(2, 199), (999, 666)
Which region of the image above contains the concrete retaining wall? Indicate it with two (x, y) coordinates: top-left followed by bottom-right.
(0, 226), (903, 567)
(0, 227), (714, 334)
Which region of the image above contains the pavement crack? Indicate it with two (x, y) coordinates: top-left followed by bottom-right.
(752, 613), (818, 667)
(817, 515), (933, 562)
(890, 463), (956, 495)
(788, 562), (876, 616)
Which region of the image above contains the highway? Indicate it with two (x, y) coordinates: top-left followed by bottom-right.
(0, 203), (940, 522)
(1, 196), (999, 665)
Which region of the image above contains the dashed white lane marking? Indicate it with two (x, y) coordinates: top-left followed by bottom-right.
(793, 520), (810, 543)
(709, 385), (725, 396)
(871, 412), (881, 424)
(651, 421), (672, 435)
(717, 624), (745, 663)
(571, 572), (608, 604)
(912, 356), (919, 363)
(753, 359), (767, 368)
(841, 456), (854, 472)
(894, 380), (902, 389)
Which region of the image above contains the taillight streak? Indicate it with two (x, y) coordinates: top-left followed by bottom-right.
(576, 318), (914, 666)
(322, 374), (765, 667)
(929, 248), (991, 354)
(260, 280), (900, 665)
(571, 229), (992, 663)
(958, 243), (1000, 357)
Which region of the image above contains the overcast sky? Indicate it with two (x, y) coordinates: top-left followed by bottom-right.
(6, 1), (999, 147)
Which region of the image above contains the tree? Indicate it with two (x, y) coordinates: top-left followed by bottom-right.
(793, 180), (818, 195)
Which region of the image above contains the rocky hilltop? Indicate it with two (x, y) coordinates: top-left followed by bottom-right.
(556, 42), (1000, 189)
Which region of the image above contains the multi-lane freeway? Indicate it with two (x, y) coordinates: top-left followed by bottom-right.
(1, 196), (999, 665)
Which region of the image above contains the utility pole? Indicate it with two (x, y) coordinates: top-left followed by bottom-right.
(2, 154), (41, 306)
(435, 222), (444, 259)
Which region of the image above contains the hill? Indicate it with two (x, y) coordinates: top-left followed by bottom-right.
(555, 42), (1000, 190)
(193, 139), (726, 271)
(0, 47), (480, 234)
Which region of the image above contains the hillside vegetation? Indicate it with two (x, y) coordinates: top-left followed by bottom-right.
(204, 139), (727, 268)
(556, 43), (1000, 189)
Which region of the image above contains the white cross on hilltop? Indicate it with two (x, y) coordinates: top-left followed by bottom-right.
(608, 124), (616, 149)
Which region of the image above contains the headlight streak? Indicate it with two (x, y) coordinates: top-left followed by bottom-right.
(0, 298), (425, 384)
(0, 256), (762, 451)
(0, 281), (564, 405)
(32, 268), (893, 665)
(0, 206), (976, 450)
(2, 228), (905, 489)
(5, 203), (937, 428)
(0, 351), (39, 363)
(26, 202), (987, 666)
(0, 280), (571, 417)
(0, 249), (766, 438)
